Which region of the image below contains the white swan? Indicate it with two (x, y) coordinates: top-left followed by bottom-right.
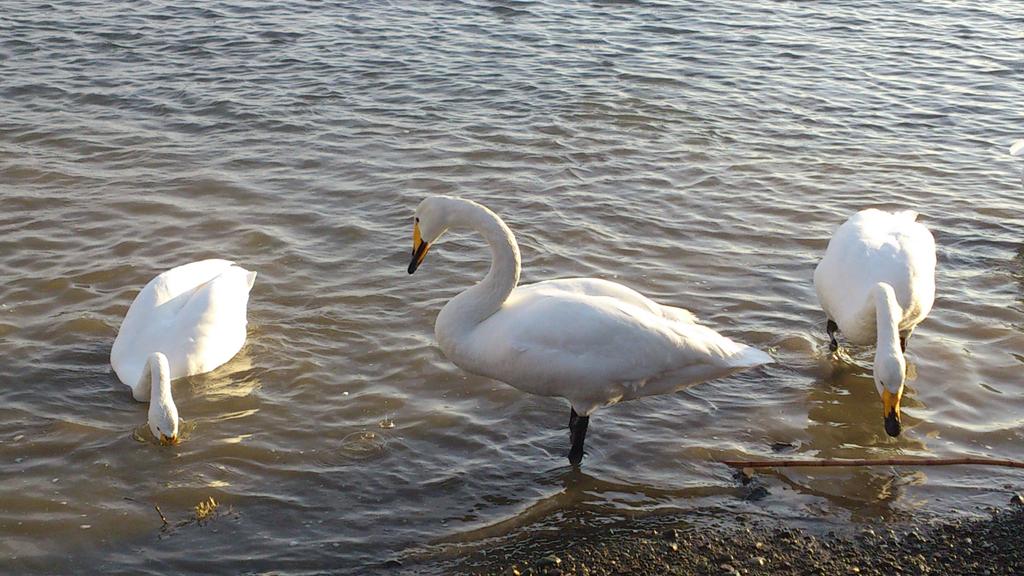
(814, 209), (936, 437)
(407, 196), (772, 465)
(111, 259), (256, 444)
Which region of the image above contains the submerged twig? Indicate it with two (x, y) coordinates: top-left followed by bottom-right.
(722, 457), (1024, 470)
(154, 504), (169, 527)
(124, 497), (172, 528)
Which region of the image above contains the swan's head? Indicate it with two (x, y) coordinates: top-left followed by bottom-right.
(145, 353), (180, 445)
(873, 348), (906, 438)
(149, 397), (180, 445)
(408, 196), (454, 274)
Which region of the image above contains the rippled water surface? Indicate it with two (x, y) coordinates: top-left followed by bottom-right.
(2, 1), (1022, 573)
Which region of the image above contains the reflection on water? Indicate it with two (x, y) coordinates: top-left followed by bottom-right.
(414, 466), (742, 566)
(1, 0), (1023, 573)
(772, 466), (931, 523)
(764, 352), (932, 522)
(804, 354), (927, 455)
(185, 348), (260, 401)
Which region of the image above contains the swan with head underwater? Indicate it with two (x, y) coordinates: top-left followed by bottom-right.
(407, 196), (773, 465)
(111, 259), (256, 445)
(814, 208), (936, 438)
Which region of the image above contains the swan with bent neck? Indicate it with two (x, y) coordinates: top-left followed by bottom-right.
(408, 196), (773, 465)
(814, 208), (936, 437)
(111, 259), (256, 445)
(140, 352), (179, 443)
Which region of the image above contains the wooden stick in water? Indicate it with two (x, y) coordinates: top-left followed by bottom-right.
(722, 457), (1024, 469)
(154, 504), (169, 527)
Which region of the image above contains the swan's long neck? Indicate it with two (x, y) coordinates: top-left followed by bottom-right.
(872, 283), (902, 358)
(145, 352), (179, 441)
(436, 200), (521, 344)
(148, 353), (173, 406)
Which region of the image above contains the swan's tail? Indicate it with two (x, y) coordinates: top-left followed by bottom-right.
(672, 321), (773, 369)
(725, 344), (773, 368)
(893, 209), (920, 223)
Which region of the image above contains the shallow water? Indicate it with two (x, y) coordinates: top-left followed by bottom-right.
(1, 0), (1022, 573)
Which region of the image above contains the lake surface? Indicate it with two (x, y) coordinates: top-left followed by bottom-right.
(1, 0), (1022, 573)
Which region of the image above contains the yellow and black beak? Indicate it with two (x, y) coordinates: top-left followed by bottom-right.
(408, 223), (431, 274)
(159, 434), (179, 446)
(882, 388), (902, 437)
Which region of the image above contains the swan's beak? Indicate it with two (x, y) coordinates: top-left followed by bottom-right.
(159, 433), (179, 446)
(408, 223), (431, 274)
(882, 388), (902, 437)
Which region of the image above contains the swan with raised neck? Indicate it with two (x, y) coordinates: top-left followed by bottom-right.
(408, 196), (773, 465)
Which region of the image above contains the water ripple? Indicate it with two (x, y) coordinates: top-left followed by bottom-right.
(1, 0), (1022, 573)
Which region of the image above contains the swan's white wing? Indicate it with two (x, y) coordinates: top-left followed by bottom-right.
(457, 279), (770, 414)
(522, 278), (700, 323)
(522, 278), (666, 314)
(169, 265), (255, 376)
(111, 260), (254, 390)
(814, 209), (936, 343)
(115, 259), (237, 343)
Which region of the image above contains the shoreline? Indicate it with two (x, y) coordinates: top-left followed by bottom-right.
(420, 502), (1024, 575)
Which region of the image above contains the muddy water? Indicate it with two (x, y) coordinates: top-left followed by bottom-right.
(1, 1), (1022, 573)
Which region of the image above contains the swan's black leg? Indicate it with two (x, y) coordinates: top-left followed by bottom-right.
(568, 408), (589, 466)
(827, 319), (839, 352)
(899, 329), (911, 353)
